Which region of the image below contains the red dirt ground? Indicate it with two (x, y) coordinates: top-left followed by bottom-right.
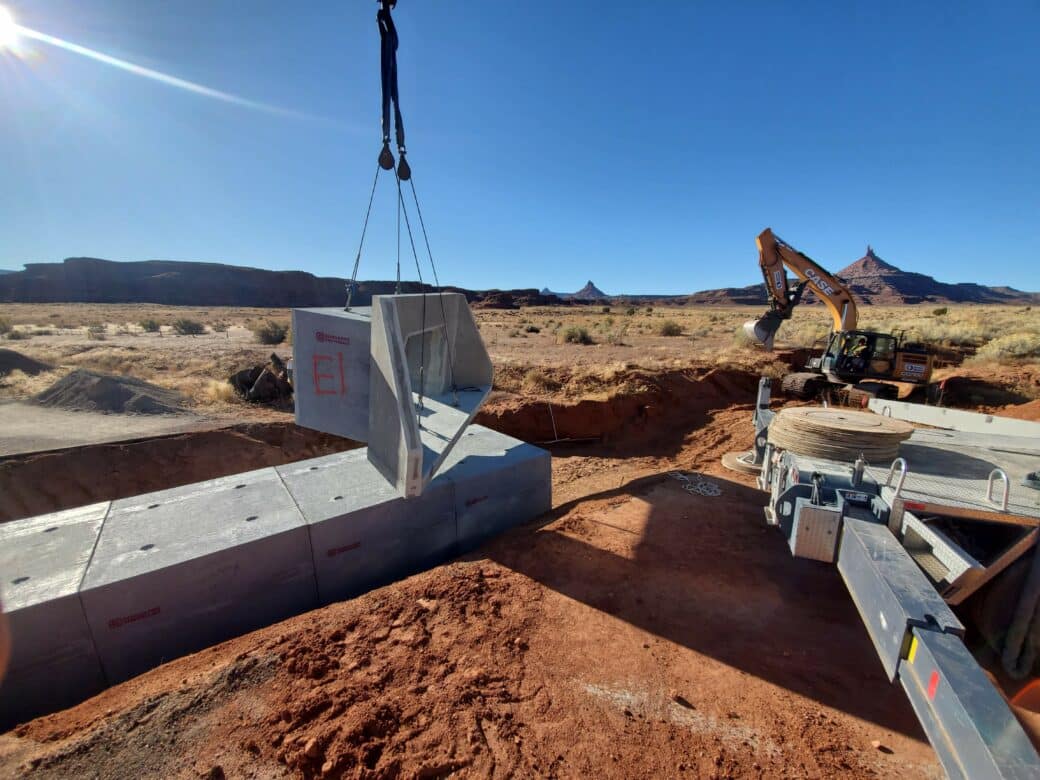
(999, 398), (1040, 422)
(0, 367), (948, 778)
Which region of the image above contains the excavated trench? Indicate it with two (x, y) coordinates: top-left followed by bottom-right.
(0, 424), (359, 524)
(0, 367), (762, 524)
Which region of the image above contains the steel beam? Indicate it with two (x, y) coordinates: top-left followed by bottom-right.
(869, 399), (1040, 439)
(899, 627), (1040, 779)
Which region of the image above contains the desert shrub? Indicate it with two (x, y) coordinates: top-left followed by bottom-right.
(561, 326), (594, 345)
(605, 331), (627, 346)
(932, 307), (948, 316)
(172, 318), (205, 336)
(253, 320), (288, 345)
(201, 379), (240, 405)
(0, 317), (10, 335)
(625, 307), (636, 316)
(524, 324), (540, 334)
(656, 319), (682, 337)
(33, 329), (54, 336)
(732, 326), (756, 348)
(645, 306), (654, 314)
(973, 334), (1040, 363)
(522, 369), (562, 393)
(86, 323), (107, 341)
(601, 306), (611, 314)
(138, 319), (161, 333)
(781, 321), (831, 348)
(211, 321), (229, 333)
(5, 328), (29, 341)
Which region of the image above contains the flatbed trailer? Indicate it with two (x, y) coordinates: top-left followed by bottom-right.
(745, 378), (1040, 779)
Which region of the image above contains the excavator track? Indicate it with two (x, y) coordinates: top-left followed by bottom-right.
(781, 372), (825, 399)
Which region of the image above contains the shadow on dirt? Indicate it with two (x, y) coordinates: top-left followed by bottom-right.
(485, 470), (926, 739)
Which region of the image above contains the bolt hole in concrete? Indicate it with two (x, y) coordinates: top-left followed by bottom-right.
(148, 504), (160, 510)
(309, 466), (318, 471)
(235, 484), (246, 489)
(333, 495), (343, 501)
(140, 544), (154, 551)
(245, 515), (258, 522)
(12, 576), (29, 585)
(44, 526), (58, 533)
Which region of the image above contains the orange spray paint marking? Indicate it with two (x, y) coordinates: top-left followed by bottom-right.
(313, 354), (337, 395)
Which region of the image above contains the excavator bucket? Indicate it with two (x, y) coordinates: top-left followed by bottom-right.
(743, 310), (784, 351)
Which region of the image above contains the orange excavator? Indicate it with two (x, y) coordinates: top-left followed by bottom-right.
(744, 228), (933, 399)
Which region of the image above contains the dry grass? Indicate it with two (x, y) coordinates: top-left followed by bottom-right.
(199, 379), (241, 406)
(521, 369), (562, 395)
(1, 303), (1036, 414)
(0, 367), (69, 399)
(973, 333), (1040, 362)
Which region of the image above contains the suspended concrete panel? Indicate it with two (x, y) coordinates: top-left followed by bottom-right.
(292, 307), (373, 442)
(368, 293), (494, 497)
(78, 468), (318, 683)
(278, 449), (457, 604)
(435, 426), (553, 551)
(0, 503), (109, 729)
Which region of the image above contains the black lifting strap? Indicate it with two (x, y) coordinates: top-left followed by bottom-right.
(377, 0), (410, 180)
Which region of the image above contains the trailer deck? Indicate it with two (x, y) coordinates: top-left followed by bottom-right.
(748, 380), (1040, 779)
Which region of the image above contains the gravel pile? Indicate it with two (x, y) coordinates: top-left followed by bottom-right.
(0, 349), (52, 377)
(34, 369), (187, 415)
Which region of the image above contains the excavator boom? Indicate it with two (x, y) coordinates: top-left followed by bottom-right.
(745, 228), (858, 349)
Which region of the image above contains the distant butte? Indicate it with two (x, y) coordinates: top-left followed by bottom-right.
(682, 246), (1039, 306)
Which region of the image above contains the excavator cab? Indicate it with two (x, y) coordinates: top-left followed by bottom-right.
(818, 331), (897, 383)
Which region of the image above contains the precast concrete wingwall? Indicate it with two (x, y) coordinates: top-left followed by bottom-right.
(293, 294), (494, 498)
(0, 426), (550, 729)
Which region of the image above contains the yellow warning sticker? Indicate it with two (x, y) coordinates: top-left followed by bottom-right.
(907, 636), (919, 664)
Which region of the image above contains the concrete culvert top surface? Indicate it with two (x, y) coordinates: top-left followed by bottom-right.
(33, 369), (188, 415)
(0, 349), (52, 378)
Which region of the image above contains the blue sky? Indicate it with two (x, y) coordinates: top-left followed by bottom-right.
(1, 1), (1037, 294)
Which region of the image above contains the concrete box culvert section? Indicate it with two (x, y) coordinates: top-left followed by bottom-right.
(0, 426), (550, 727)
(277, 450), (457, 605)
(78, 467), (318, 684)
(0, 503), (109, 729)
(436, 426), (553, 552)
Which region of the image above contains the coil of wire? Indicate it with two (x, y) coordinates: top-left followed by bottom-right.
(767, 406), (913, 463)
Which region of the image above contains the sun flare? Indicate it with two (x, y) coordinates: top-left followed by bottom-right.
(0, 6), (19, 50)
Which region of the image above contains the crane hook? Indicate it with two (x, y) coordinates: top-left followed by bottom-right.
(377, 0), (409, 179)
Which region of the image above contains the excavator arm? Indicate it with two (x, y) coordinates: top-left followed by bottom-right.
(744, 228), (858, 350)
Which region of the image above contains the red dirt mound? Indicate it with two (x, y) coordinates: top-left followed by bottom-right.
(1000, 399), (1040, 422)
